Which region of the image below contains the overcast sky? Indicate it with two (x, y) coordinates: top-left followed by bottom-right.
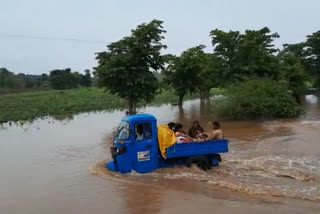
(0, 0), (319, 74)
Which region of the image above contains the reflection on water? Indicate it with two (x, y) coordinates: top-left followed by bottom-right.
(1, 95), (320, 214)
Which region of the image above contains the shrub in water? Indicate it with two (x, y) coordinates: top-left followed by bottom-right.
(214, 79), (303, 119)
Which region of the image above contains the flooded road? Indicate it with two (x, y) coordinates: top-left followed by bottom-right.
(1, 95), (320, 214)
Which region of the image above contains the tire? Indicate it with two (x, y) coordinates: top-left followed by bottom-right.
(186, 155), (210, 171)
(215, 154), (222, 163)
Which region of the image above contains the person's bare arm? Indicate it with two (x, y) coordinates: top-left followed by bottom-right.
(176, 132), (195, 141)
(210, 131), (219, 140)
(205, 130), (217, 140)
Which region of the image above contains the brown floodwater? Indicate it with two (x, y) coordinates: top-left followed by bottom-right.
(1, 95), (320, 214)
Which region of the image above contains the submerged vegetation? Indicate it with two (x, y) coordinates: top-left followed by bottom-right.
(214, 80), (304, 120)
(0, 88), (196, 124)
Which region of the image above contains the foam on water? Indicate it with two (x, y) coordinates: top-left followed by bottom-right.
(89, 116), (320, 203)
(89, 152), (320, 202)
(223, 156), (320, 182)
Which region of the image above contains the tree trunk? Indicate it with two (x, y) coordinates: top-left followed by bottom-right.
(132, 100), (137, 114)
(200, 90), (204, 100)
(200, 89), (210, 100)
(293, 93), (301, 105)
(128, 98), (137, 115)
(204, 89), (210, 99)
(178, 94), (184, 106)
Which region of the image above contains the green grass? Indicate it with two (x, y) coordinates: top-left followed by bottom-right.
(0, 88), (197, 124)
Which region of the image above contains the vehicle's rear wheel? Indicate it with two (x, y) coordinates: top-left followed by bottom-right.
(215, 154), (222, 162)
(186, 155), (210, 171)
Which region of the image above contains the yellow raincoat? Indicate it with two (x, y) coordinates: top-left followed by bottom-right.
(157, 124), (176, 158)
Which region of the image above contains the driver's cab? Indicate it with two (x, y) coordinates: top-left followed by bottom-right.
(107, 114), (159, 173)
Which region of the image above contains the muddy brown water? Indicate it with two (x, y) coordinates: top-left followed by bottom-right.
(1, 95), (320, 214)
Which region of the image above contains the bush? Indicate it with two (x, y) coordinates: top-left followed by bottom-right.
(49, 69), (77, 90)
(210, 88), (225, 96)
(214, 79), (303, 119)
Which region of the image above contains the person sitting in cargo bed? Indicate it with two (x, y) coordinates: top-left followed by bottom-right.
(188, 120), (206, 139)
(206, 121), (224, 140)
(167, 122), (176, 131)
(175, 123), (194, 143)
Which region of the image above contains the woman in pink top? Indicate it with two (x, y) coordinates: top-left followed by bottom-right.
(175, 123), (194, 143)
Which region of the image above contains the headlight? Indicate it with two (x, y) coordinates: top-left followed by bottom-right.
(117, 147), (126, 154)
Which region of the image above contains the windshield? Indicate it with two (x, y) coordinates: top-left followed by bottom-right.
(114, 121), (130, 140)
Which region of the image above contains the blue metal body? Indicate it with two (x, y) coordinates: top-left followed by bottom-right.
(106, 113), (229, 173)
(165, 140), (228, 158)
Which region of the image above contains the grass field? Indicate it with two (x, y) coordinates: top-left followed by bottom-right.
(0, 88), (196, 124)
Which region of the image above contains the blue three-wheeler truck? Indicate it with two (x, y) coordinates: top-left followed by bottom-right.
(106, 114), (228, 173)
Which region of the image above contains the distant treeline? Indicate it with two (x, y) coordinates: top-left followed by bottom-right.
(0, 68), (93, 93)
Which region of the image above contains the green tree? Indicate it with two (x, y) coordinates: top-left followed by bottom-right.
(198, 53), (223, 99)
(278, 53), (308, 103)
(305, 31), (320, 87)
(72, 71), (82, 87)
(49, 68), (77, 90)
(40, 74), (50, 88)
(80, 69), (92, 87)
(282, 31), (320, 87)
(210, 27), (281, 83)
(166, 45), (222, 100)
(210, 29), (240, 83)
(0, 68), (14, 88)
(94, 19), (166, 114)
(164, 46), (208, 105)
(0, 68), (23, 89)
(17, 73), (35, 88)
(281, 43), (306, 59)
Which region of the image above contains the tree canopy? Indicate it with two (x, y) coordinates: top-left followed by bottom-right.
(278, 53), (308, 102)
(164, 47), (202, 105)
(49, 68), (93, 90)
(305, 31), (320, 86)
(164, 45), (222, 104)
(0, 68), (49, 90)
(80, 69), (92, 87)
(94, 19), (167, 113)
(0, 68), (20, 88)
(282, 30), (320, 87)
(49, 68), (77, 90)
(210, 27), (281, 84)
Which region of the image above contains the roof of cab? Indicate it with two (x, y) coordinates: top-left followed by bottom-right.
(122, 113), (156, 122)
